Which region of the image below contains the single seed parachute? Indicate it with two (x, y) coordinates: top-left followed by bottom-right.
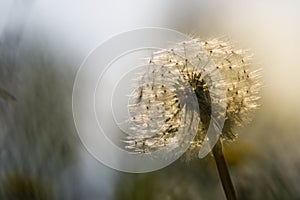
(124, 37), (261, 159)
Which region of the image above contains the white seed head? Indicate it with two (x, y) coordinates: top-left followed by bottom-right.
(124, 37), (261, 159)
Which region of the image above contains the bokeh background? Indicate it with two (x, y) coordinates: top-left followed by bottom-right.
(1, 0), (300, 199)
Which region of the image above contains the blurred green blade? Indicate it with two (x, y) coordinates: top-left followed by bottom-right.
(0, 87), (16, 102)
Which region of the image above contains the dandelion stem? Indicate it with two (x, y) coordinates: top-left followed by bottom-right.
(212, 139), (237, 200)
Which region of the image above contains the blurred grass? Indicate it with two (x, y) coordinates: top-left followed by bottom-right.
(1, 172), (53, 200)
(0, 28), (79, 199)
(0, 87), (16, 103)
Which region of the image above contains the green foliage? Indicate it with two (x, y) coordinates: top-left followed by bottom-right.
(1, 172), (53, 200)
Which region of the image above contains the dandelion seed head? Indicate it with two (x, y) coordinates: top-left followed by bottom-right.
(124, 37), (261, 159)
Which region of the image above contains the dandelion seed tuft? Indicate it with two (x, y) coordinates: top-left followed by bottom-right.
(125, 37), (261, 160)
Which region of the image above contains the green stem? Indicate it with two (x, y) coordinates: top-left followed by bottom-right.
(212, 139), (237, 200)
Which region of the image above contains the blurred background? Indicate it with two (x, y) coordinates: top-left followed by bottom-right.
(0, 0), (300, 199)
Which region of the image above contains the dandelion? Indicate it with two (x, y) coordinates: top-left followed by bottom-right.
(125, 37), (260, 155)
(125, 37), (261, 200)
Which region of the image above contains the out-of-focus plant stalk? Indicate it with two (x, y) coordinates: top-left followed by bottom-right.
(0, 87), (16, 102)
